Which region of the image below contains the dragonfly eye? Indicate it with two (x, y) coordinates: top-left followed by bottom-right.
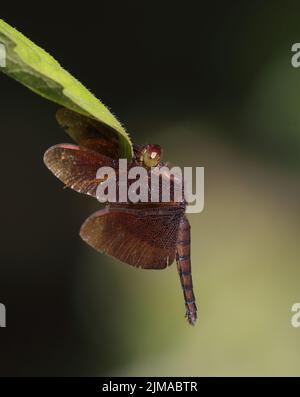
(141, 144), (162, 167)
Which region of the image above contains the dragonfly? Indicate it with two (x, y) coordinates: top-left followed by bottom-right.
(0, 19), (197, 325)
(44, 108), (197, 325)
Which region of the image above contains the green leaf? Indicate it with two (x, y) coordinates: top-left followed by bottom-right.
(0, 19), (133, 160)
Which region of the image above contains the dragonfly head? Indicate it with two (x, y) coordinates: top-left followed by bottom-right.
(139, 144), (162, 167)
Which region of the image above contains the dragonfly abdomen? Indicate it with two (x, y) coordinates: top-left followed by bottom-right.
(176, 216), (197, 326)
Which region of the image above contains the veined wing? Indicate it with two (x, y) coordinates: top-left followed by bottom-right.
(80, 205), (184, 269)
(56, 108), (120, 159)
(44, 143), (115, 197)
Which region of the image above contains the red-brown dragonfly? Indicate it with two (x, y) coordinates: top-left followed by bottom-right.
(44, 108), (197, 325)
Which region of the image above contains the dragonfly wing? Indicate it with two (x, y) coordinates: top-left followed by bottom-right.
(80, 206), (184, 269)
(44, 144), (115, 197)
(56, 108), (120, 159)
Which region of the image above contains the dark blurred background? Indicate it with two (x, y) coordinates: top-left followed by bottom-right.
(1, 1), (300, 376)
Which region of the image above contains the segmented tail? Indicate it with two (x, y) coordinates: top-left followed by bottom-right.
(176, 216), (197, 325)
